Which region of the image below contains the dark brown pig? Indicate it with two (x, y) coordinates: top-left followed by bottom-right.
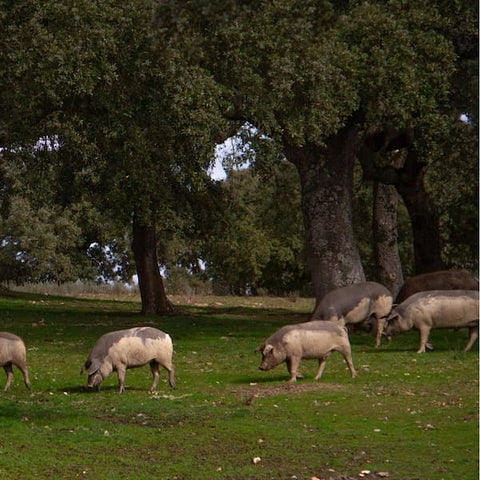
(384, 290), (479, 353)
(255, 320), (357, 383)
(312, 282), (392, 347)
(81, 327), (175, 394)
(0, 332), (31, 392)
(395, 270), (478, 304)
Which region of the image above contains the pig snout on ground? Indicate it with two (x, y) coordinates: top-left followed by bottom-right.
(0, 332), (31, 392)
(256, 321), (357, 383)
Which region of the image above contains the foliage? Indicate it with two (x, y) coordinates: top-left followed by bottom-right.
(0, 0), (477, 293)
(0, 291), (477, 479)
(426, 119), (478, 272)
(203, 161), (306, 295)
(0, 0), (228, 289)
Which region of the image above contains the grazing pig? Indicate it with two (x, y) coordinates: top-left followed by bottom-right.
(395, 270), (478, 304)
(0, 332), (31, 392)
(384, 290), (479, 353)
(255, 320), (357, 383)
(81, 327), (175, 394)
(311, 282), (393, 347)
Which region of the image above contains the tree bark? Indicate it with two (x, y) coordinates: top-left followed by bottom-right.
(396, 150), (444, 274)
(358, 131), (444, 276)
(285, 126), (365, 308)
(131, 212), (171, 315)
(373, 180), (404, 297)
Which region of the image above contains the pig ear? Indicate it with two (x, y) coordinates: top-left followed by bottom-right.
(263, 344), (274, 354)
(85, 360), (101, 375)
(254, 344), (264, 353)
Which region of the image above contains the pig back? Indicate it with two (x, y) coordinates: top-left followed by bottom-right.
(395, 270), (479, 303)
(0, 332), (26, 359)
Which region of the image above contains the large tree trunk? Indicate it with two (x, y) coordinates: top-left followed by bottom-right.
(373, 180), (404, 297)
(285, 127), (365, 308)
(396, 150), (444, 274)
(131, 213), (171, 315)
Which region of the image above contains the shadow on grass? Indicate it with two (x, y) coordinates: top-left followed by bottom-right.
(60, 384), (155, 394)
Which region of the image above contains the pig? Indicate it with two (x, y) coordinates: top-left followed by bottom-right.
(384, 290), (479, 353)
(0, 332), (31, 392)
(81, 327), (175, 394)
(311, 282), (393, 347)
(255, 320), (357, 383)
(395, 270), (478, 304)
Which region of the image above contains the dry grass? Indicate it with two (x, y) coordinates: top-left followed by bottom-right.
(8, 282), (315, 312)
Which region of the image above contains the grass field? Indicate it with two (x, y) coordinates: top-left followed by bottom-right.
(0, 291), (477, 480)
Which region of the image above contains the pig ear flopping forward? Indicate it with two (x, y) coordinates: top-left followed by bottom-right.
(80, 359), (101, 376)
(254, 344), (274, 354)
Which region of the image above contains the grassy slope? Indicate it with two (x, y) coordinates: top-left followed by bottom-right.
(0, 292), (477, 480)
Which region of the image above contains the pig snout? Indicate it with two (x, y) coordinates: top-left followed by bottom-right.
(258, 361), (269, 371)
(87, 372), (103, 390)
(258, 356), (274, 371)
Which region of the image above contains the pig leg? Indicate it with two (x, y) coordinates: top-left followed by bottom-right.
(417, 325), (432, 353)
(375, 317), (387, 347)
(337, 346), (357, 378)
(15, 361), (31, 390)
(166, 364), (175, 389)
(286, 356), (301, 383)
(3, 364), (13, 392)
(116, 366), (127, 394)
(149, 361), (160, 392)
(314, 356), (328, 380)
(464, 325), (479, 352)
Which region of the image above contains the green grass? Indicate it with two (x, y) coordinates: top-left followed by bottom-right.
(0, 291), (477, 480)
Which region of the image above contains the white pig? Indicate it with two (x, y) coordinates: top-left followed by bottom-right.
(384, 290), (479, 353)
(255, 320), (357, 382)
(0, 332), (31, 392)
(81, 327), (175, 394)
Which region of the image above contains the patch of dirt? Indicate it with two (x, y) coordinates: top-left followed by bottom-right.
(235, 381), (346, 404)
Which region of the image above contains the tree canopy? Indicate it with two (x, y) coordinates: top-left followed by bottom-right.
(0, 0), (477, 308)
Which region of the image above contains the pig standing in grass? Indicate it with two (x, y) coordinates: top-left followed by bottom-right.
(311, 282), (393, 347)
(81, 327), (175, 394)
(255, 320), (357, 383)
(0, 332), (31, 392)
(384, 290), (479, 353)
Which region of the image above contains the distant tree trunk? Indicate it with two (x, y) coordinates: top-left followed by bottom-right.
(396, 150), (444, 274)
(373, 180), (404, 297)
(131, 212), (171, 315)
(358, 129), (444, 277)
(285, 126), (365, 309)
